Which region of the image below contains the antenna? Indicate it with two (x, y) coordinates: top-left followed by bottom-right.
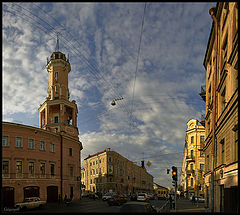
(55, 33), (59, 52)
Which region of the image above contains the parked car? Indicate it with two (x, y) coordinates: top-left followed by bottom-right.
(137, 193), (149, 202)
(81, 191), (89, 198)
(15, 197), (46, 211)
(102, 192), (116, 201)
(120, 202), (157, 213)
(189, 196), (205, 203)
(148, 193), (155, 200)
(89, 192), (99, 199)
(130, 193), (137, 201)
(107, 195), (127, 206)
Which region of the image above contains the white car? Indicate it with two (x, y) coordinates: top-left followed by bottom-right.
(137, 193), (148, 201)
(15, 197), (46, 210)
(102, 192), (115, 201)
(189, 196), (205, 203)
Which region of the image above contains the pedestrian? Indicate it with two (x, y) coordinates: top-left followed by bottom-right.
(169, 195), (173, 209)
(192, 195), (195, 205)
(58, 194), (62, 205)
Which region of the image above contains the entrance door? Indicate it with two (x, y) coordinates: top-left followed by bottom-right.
(24, 186), (40, 199)
(70, 186), (74, 199)
(224, 187), (238, 213)
(47, 186), (58, 202)
(2, 187), (14, 208)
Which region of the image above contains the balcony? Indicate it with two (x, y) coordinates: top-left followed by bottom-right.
(186, 156), (195, 162)
(199, 85), (206, 102)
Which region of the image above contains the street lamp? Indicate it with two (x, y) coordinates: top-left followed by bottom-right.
(111, 97), (124, 106)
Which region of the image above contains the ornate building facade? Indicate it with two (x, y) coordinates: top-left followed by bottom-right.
(201, 2), (238, 213)
(81, 148), (153, 195)
(2, 49), (83, 208)
(180, 119), (205, 199)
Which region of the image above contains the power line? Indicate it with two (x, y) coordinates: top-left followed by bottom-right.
(4, 3), (132, 121)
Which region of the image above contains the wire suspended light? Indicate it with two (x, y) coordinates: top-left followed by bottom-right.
(111, 100), (116, 106)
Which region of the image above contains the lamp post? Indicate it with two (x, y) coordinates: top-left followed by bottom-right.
(111, 97), (124, 106)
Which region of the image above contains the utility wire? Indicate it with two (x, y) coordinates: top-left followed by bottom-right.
(5, 3), (131, 120)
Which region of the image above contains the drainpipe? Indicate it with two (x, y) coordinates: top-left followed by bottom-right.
(209, 6), (218, 213)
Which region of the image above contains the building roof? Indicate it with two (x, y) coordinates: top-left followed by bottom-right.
(153, 182), (169, 190)
(84, 149), (107, 160)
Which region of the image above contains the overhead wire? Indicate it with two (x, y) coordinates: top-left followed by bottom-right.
(30, 2), (133, 117)
(5, 3), (132, 121)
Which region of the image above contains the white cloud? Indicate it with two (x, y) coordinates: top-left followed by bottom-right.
(2, 2), (213, 187)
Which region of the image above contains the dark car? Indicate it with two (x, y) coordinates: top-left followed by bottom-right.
(130, 193), (137, 201)
(120, 202), (157, 213)
(107, 195), (127, 206)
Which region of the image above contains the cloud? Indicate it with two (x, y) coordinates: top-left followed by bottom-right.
(2, 2), (213, 187)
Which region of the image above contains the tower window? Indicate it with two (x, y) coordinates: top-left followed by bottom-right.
(69, 148), (73, 156)
(55, 72), (58, 81)
(54, 116), (58, 123)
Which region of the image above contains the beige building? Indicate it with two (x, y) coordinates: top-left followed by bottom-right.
(2, 47), (83, 207)
(201, 2), (238, 213)
(82, 148), (153, 195)
(180, 119), (205, 199)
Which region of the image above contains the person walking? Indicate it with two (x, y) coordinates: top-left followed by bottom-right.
(192, 195), (196, 205)
(169, 195), (173, 209)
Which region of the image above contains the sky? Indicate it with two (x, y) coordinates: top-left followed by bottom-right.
(2, 2), (215, 187)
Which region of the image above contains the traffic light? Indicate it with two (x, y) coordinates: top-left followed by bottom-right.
(172, 181), (176, 187)
(167, 169), (170, 174)
(172, 166), (177, 181)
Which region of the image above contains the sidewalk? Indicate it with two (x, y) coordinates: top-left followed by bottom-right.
(169, 199), (207, 213)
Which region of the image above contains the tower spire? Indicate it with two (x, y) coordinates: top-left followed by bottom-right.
(55, 33), (59, 52)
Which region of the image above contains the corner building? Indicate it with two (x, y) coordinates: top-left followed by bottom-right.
(2, 49), (83, 208)
(82, 148), (153, 195)
(180, 119), (205, 199)
(201, 2), (238, 213)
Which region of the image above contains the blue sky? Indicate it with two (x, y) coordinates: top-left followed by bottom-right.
(2, 2), (215, 187)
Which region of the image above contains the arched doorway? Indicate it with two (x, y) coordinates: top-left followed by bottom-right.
(47, 186), (58, 202)
(2, 187), (14, 208)
(24, 186), (40, 199)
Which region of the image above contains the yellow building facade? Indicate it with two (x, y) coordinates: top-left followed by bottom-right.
(82, 148), (153, 195)
(180, 119), (205, 199)
(201, 2), (238, 213)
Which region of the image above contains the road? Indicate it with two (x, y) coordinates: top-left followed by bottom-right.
(22, 198), (168, 213)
